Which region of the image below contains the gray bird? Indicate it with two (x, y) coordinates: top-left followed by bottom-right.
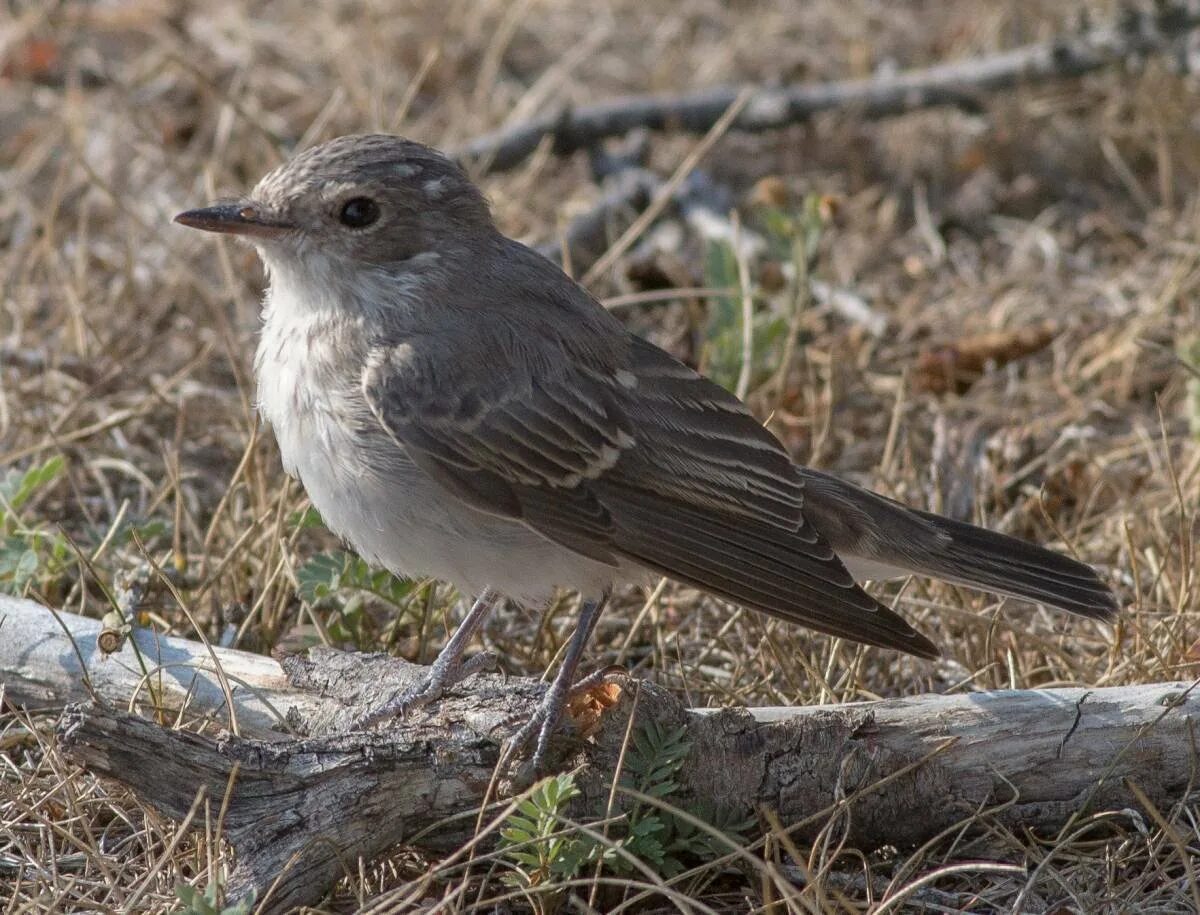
(176, 134), (1117, 769)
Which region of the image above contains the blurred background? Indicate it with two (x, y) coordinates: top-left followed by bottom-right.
(3, 0), (1199, 910)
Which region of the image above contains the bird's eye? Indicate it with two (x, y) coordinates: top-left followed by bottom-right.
(338, 197), (380, 228)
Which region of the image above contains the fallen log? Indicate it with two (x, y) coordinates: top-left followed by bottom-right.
(2, 595), (1194, 913)
(0, 594), (334, 737)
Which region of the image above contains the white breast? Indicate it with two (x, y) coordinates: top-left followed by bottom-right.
(254, 284), (623, 606)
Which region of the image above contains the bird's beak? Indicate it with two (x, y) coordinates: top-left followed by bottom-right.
(174, 201), (294, 239)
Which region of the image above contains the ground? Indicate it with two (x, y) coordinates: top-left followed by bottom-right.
(2, 0), (1199, 911)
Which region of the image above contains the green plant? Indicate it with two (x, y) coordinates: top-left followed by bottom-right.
(702, 239), (791, 394)
(174, 881), (253, 915)
(0, 456), (167, 598)
(611, 719), (692, 874)
(613, 718), (756, 877)
(702, 193), (828, 395)
(757, 191), (827, 267)
(1181, 335), (1200, 441)
(498, 772), (592, 912)
(497, 720), (756, 898)
(288, 504), (324, 530)
(0, 456), (71, 595)
(295, 549), (416, 645)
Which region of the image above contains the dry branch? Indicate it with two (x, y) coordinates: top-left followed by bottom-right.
(455, 3), (1200, 175)
(536, 166), (661, 271)
(3, 595), (1196, 912)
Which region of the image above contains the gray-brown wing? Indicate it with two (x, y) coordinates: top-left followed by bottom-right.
(363, 334), (938, 658)
(594, 337), (938, 657)
(362, 338), (628, 566)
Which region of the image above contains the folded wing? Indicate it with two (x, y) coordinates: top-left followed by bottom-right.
(363, 332), (940, 658)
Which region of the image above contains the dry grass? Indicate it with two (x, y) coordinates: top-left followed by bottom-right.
(3, 0), (1200, 911)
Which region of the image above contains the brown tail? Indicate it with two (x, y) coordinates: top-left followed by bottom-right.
(799, 468), (1118, 621)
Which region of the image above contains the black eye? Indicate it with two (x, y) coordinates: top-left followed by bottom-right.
(339, 197), (380, 228)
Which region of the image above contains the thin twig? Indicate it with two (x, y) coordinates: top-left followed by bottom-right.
(455, 4), (1200, 175)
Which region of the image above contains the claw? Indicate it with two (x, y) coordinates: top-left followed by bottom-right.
(498, 593), (614, 775)
(351, 648), (497, 730)
(568, 664), (628, 695)
(499, 665), (627, 772)
(349, 589), (502, 731)
(457, 649), (500, 680)
(511, 688), (567, 773)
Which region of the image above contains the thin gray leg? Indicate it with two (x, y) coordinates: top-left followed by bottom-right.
(353, 586), (501, 730)
(503, 589), (610, 773)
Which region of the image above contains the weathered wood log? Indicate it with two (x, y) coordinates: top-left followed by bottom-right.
(3, 596), (1195, 913)
(0, 594), (335, 737)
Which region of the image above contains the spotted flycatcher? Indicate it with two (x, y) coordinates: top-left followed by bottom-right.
(177, 135), (1117, 768)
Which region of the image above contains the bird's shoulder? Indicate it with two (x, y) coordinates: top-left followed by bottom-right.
(362, 235), (633, 425)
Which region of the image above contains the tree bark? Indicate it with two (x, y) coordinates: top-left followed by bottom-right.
(3, 596), (1195, 913)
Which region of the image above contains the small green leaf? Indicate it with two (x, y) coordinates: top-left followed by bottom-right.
(14, 549), (38, 587)
(516, 798), (543, 819)
(295, 552), (348, 605)
(16, 456), (65, 509)
(504, 814), (538, 835)
(1183, 336), (1200, 441)
(289, 505), (326, 530)
(659, 854), (685, 878)
(630, 816), (664, 838)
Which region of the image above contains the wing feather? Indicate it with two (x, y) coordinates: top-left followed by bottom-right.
(362, 330), (938, 658)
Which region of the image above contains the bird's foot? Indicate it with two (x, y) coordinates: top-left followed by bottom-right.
(500, 665), (629, 775)
(351, 649), (498, 730)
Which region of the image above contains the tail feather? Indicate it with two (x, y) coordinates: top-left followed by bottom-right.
(909, 509), (1118, 621)
(799, 468), (1118, 622)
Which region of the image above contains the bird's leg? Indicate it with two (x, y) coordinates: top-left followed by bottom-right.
(353, 586), (501, 729)
(502, 589), (610, 773)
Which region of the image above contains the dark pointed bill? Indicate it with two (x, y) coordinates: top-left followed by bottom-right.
(174, 203), (294, 238)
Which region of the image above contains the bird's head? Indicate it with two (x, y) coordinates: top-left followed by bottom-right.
(176, 134), (495, 313)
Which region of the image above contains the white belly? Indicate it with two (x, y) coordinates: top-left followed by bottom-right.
(255, 309), (619, 605)
(294, 432), (617, 604)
